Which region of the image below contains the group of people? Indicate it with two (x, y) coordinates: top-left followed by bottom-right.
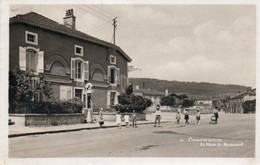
(98, 108), (137, 129)
(97, 105), (220, 129)
(175, 108), (201, 125)
(176, 106), (220, 125)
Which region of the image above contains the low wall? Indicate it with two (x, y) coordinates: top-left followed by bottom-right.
(94, 112), (146, 122)
(25, 113), (85, 126)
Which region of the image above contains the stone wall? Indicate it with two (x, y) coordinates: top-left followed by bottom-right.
(25, 113), (85, 126)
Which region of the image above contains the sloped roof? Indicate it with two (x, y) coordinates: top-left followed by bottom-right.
(230, 88), (256, 99)
(10, 12), (132, 62)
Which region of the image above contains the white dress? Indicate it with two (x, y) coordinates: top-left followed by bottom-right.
(116, 114), (121, 124)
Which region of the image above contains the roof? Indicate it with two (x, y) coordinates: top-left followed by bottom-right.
(134, 88), (165, 96)
(10, 12), (132, 62)
(230, 89), (256, 99)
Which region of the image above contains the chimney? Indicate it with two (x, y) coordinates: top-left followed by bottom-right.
(63, 9), (76, 30)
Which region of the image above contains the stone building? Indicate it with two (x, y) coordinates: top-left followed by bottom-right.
(9, 9), (132, 110)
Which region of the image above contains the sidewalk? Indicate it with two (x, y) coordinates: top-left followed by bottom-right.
(9, 114), (173, 138)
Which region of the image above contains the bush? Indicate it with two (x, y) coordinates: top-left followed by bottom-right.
(114, 94), (152, 113)
(9, 98), (83, 114)
(242, 100), (256, 113)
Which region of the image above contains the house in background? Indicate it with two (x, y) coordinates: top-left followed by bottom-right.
(9, 9), (132, 111)
(133, 85), (165, 111)
(227, 89), (256, 113)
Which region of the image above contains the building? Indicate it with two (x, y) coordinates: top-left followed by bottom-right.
(133, 86), (164, 111)
(227, 89), (256, 113)
(9, 9), (132, 111)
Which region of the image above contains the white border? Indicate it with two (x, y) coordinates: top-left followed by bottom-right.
(74, 87), (84, 101)
(1, 1), (259, 165)
(74, 44), (83, 56)
(25, 31), (38, 45)
(110, 55), (116, 65)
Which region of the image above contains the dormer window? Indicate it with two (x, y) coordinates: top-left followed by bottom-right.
(110, 55), (116, 64)
(25, 31), (38, 45)
(75, 45), (83, 56)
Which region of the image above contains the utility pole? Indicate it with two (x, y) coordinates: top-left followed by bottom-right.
(112, 17), (117, 53)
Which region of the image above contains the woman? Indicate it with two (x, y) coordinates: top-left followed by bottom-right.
(116, 112), (122, 129)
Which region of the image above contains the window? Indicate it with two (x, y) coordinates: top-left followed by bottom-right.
(19, 46), (44, 73)
(110, 55), (116, 64)
(75, 45), (83, 56)
(71, 58), (89, 82)
(75, 60), (82, 79)
(108, 66), (120, 86)
(75, 88), (83, 100)
(110, 68), (115, 84)
(110, 92), (116, 106)
(60, 86), (72, 101)
(26, 49), (37, 71)
(25, 31), (38, 45)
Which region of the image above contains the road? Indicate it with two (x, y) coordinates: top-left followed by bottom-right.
(9, 113), (255, 157)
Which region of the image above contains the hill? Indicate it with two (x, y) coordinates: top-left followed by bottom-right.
(129, 78), (250, 98)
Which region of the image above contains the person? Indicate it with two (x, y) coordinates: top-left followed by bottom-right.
(176, 111), (181, 124)
(154, 105), (161, 127)
(214, 107), (219, 123)
(196, 109), (200, 125)
(184, 108), (189, 124)
(116, 112), (122, 129)
(132, 110), (137, 128)
(98, 107), (104, 127)
(124, 113), (130, 128)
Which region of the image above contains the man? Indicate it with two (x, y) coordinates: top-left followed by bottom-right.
(154, 105), (162, 127)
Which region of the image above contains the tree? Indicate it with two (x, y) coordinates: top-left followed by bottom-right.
(160, 96), (175, 107)
(125, 82), (133, 95)
(115, 93), (152, 113)
(9, 69), (54, 112)
(182, 99), (194, 108)
(242, 100), (256, 113)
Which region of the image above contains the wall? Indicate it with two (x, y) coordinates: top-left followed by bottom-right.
(25, 113), (85, 126)
(10, 22), (130, 108)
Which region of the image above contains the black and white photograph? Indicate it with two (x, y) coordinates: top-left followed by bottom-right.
(0, 0), (259, 164)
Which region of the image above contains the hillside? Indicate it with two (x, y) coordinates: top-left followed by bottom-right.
(129, 78), (250, 98)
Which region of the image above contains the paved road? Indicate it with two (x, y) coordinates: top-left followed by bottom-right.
(9, 113), (255, 157)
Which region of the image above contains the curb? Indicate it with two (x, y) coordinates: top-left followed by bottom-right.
(9, 121), (172, 138)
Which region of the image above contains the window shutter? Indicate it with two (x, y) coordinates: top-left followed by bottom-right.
(37, 51), (44, 73)
(107, 91), (111, 109)
(19, 46), (26, 71)
(84, 61), (89, 81)
(71, 58), (75, 79)
(115, 92), (119, 105)
(107, 66), (111, 84)
(117, 68), (120, 85)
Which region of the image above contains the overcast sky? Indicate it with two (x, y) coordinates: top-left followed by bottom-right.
(10, 4), (256, 87)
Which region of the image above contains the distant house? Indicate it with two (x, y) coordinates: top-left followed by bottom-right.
(227, 89), (256, 113)
(195, 97), (212, 106)
(133, 86), (164, 111)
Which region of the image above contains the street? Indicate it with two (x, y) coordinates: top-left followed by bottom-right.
(9, 113), (255, 157)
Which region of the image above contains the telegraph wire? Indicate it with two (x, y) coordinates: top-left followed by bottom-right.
(82, 5), (113, 20)
(87, 20), (111, 33)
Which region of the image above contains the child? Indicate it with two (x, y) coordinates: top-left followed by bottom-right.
(98, 107), (104, 127)
(176, 111), (181, 124)
(132, 110), (137, 128)
(124, 113), (130, 128)
(196, 109), (200, 125)
(154, 105), (161, 127)
(184, 109), (189, 124)
(116, 112), (122, 129)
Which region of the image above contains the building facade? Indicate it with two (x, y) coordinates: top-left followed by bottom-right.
(227, 89), (256, 113)
(9, 10), (132, 111)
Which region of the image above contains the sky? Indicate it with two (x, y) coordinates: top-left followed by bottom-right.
(10, 4), (256, 87)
